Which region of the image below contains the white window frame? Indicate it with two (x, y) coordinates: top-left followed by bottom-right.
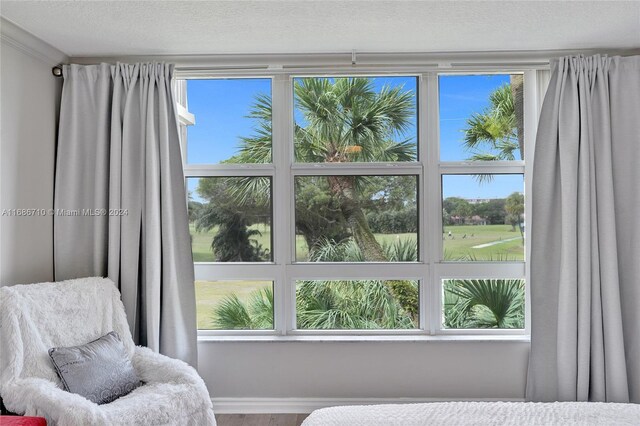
(176, 65), (541, 338)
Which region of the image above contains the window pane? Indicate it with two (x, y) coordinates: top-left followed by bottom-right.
(442, 174), (524, 261)
(188, 177), (272, 262)
(295, 175), (418, 262)
(442, 279), (525, 329)
(196, 280), (273, 330)
(439, 74), (524, 161)
(186, 78), (272, 164)
(293, 77), (418, 163)
(296, 279), (419, 329)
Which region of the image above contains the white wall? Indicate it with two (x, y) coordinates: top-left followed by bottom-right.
(199, 339), (530, 409)
(0, 19), (67, 286)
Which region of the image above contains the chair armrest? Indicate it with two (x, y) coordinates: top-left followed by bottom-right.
(132, 346), (207, 388)
(2, 377), (98, 422)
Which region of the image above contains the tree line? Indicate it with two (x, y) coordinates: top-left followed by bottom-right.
(443, 192), (524, 232)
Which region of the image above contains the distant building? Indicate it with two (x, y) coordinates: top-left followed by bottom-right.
(450, 215), (464, 225)
(463, 193), (524, 204)
(465, 198), (498, 204)
(469, 215), (488, 226)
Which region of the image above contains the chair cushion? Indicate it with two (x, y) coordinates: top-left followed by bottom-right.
(48, 331), (141, 404)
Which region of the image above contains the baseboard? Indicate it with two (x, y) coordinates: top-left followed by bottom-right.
(211, 397), (526, 414)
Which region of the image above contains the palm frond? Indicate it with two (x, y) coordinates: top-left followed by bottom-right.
(294, 77), (415, 164)
(382, 237), (418, 262)
(463, 113), (495, 150)
(372, 139), (417, 162)
(246, 93), (272, 121)
(225, 176), (271, 207)
(489, 84), (515, 122)
(295, 279), (415, 330)
(461, 83), (522, 163)
(494, 139), (518, 160)
(232, 93), (272, 164)
(248, 287), (274, 329)
(308, 238), (363, 262)
(443, 279), (525, 329)
(213, 295), (253, 329)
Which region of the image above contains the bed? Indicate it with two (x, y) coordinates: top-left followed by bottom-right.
(302, 401), (640, 425)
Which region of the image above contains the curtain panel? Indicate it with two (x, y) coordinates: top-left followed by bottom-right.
(527, 55), (640, 403)
(54, 63), (197, 367)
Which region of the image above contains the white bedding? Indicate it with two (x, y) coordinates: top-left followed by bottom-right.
(302, 401), (640, 425)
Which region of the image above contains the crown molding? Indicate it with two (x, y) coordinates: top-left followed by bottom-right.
(0, 17), (67, 66)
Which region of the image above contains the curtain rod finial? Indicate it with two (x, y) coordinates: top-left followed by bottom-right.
(52, 66), (63, 77)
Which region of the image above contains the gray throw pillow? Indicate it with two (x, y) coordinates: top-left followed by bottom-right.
(49, 331), (141, 404)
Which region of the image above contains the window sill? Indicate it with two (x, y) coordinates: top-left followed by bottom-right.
(197, 334), (531, 343)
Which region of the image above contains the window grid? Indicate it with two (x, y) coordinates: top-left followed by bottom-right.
(179, 69), (537, 337)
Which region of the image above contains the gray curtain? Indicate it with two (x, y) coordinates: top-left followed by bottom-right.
(54, 63), (197, 367)
(527, 55), (640, 403)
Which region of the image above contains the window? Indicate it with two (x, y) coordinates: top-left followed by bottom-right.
(294, 175), (419, 262)
(442, 174), (524, 261)
(178, 70), (533, 336)
(196, 280), (274, 330)
(436, 74), (527, 333)
(188, 176), (272, 262)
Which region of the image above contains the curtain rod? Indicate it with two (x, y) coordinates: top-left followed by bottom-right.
(54, 48), (640, 77)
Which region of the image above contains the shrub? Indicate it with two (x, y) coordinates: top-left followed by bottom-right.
(366, 207), (417, 234)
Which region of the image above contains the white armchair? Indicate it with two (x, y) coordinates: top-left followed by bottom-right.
(0, 277), (216, 425)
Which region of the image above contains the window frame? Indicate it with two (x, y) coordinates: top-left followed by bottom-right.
(176, 67), (540, 338)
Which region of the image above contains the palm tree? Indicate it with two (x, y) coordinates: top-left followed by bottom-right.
(293, 78), (415, 163)
(195, 208), (268, 262)
(232, 77), (419, 316)
(293, 78), (414, 259)
(193, 177), (270, 261)
(505, 191), (525, 243)
(462, 75), (524, 162)
(234, 78), (415, 257)
(443, 279), (525, 329)
(510, 75), (525, 157)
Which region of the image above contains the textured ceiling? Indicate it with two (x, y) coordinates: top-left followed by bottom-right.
(1, 1), (639, 57)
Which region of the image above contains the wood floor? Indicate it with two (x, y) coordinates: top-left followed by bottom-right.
(215, 414), (309, 426)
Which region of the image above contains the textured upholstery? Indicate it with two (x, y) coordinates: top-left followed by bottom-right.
(0, 277), (215, 425)
(48, 331), (141, 404)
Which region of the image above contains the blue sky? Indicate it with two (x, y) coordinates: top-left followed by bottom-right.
(187, 78), (270, 165)
(186, 75), (523, 200)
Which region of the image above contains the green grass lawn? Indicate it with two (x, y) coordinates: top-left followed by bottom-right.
(195, 279), (272, 329)
(190, 223), (523, 262)
(191, 223), (522, 329)
(190, 223), (272, 262)
(190, 223), (418, 261)
(295, 232), (418, 261)
(443, 224), (524, 261)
